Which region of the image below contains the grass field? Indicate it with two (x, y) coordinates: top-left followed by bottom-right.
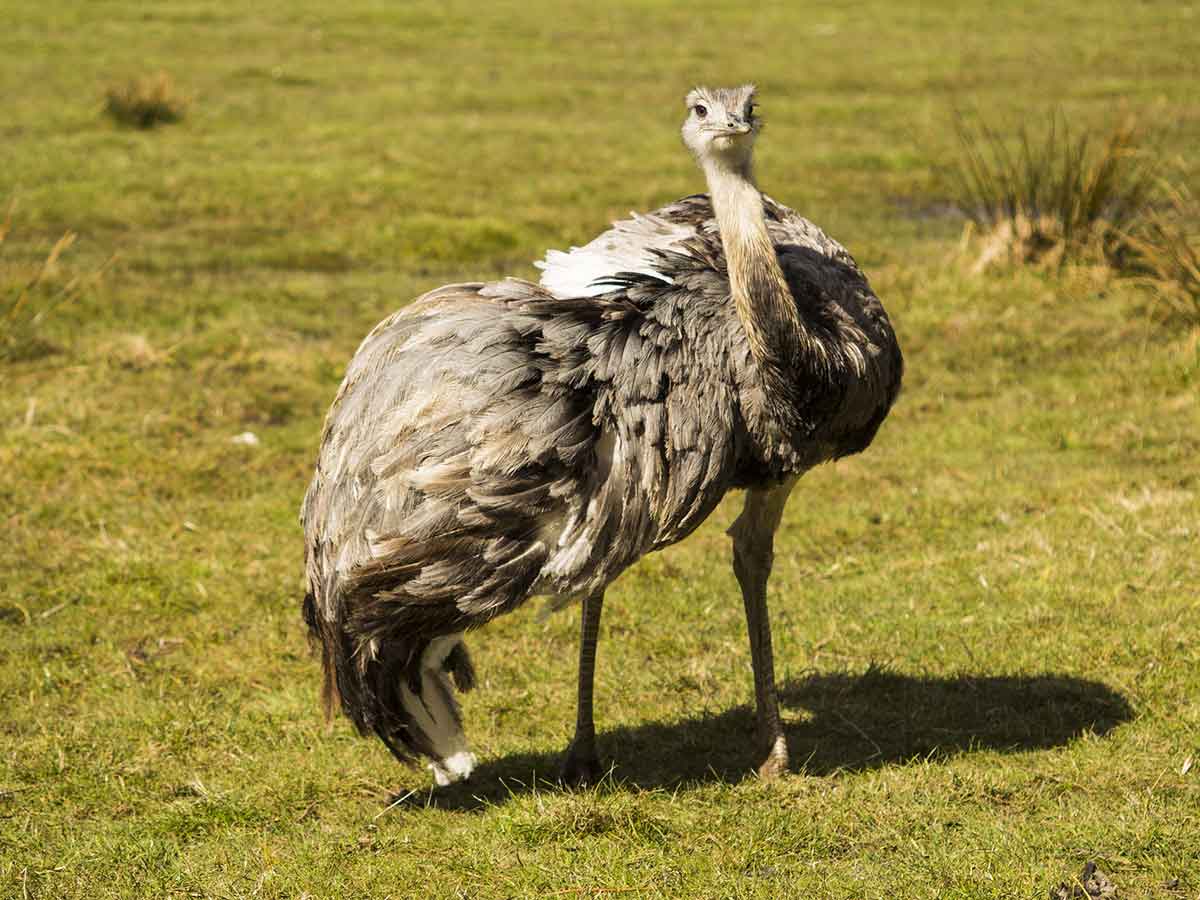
(2, 2), (1199, 897)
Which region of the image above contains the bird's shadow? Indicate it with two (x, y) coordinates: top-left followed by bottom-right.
(395, 667), (1132, 812)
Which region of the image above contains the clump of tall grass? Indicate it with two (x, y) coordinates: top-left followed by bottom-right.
(950, 113), (1154, 273)
(1, 204), (85, 362)
(1120, 181), (1200, 323)
(948, 111), (1200, 324)
(104, 71), (188, 129)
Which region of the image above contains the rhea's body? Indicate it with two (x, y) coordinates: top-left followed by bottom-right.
(301, 86), (902, 786)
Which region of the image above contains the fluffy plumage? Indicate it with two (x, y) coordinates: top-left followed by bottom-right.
(301, 88), (903, 784)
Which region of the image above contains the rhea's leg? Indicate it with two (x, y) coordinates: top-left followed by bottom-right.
(560, 591), (605, 786)
(727, 478), (797, 779)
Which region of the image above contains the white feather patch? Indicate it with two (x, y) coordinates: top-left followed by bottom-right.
(535, 213), (695, 297)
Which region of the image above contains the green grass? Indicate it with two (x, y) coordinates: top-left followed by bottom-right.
(2, 2), (1199, 897)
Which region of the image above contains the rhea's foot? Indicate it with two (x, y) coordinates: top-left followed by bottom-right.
(559, 739), (602, 788)
(757, 735), (789, 780)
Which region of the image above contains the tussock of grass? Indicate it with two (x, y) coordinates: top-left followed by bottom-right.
(104, 72), (188, 129)
(950, 113), (1154, 273)
(1121, 181), (1200, 324)
(948, 112), (1200, 322)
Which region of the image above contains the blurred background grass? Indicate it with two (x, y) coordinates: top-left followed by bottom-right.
(1, 2), (1198, 898)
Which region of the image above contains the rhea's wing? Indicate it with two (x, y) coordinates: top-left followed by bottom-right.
(534, 195), (716, 298)
(300, 280), (599, 643)
(303, 258), (745, 643)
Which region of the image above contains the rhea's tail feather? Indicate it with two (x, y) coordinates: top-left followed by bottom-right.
(302, 590), (342, 723)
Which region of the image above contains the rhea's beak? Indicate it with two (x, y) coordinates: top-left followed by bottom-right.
(725, 119), (752, 135)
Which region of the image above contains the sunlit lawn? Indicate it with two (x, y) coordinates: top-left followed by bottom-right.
(1, 2), (1198, 897)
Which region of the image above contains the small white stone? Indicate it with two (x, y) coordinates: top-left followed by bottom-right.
(231, 431), (260, 446)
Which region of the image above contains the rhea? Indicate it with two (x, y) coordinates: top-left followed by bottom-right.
(301, 85), (902, 786)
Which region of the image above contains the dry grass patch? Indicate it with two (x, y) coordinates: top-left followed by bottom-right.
(104, 71), (189, 129)
(1, 204), (83, 362)
(1122, 181), (1200, 324)
(949, 113), (1154, 273)
(103, 333), (175, 370)
(947, 112), (1200, 326)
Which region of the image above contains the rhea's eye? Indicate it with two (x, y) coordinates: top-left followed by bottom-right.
(694, 104), (707, 119)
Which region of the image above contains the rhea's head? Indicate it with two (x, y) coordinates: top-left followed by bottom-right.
(681, 84), (761, 172)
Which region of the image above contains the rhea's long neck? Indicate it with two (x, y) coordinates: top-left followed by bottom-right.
(703, 158), (805, 370)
